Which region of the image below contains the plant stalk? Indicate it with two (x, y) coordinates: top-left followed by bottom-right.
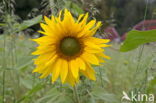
(2, 30), (6, 103)
(73, 86), (81, 103)
(2, 71), (5, 103)
(99, 66), (104, 88)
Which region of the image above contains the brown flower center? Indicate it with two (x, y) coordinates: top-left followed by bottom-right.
(59, 37), (81, 56)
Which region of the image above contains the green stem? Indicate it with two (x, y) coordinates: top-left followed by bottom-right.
(73, 86), (81, 103)
(136, 45), (144, 72)
(133, 0), (148, 83)
(2, 31), (6, 103)
(133, 0), (149, 94)
(2, 71), (5, 103)
(99, 66), (104, 88)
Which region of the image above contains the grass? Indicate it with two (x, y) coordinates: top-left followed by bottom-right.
(0, 35), (156, 103)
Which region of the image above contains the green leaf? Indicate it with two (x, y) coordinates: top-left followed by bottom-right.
(120, 30), (156, 52)
(16, 83), (45, 103)
(71, 2), (84, 15)
(36, 88), (73, 103)
(20, 77), (33, 89)
(27, 83), (44, 95)
(15, 56), (34, 70)
(65, 1), (84, 16)
(18, 15), (42, 31)
(91, 87), (119, 103)
(0, 23), (5, 26)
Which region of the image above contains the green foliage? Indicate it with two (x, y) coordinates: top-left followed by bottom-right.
(120, 30), (156, 52)
(0, 14), (42, 38)
(0, 23), (6, 26)
(16, 83), (45, 103)
(40, 0), (83, 17)
(36, 88), (73, 103)
(17, 15), (42, 31)
(65, 1), (84, 16)
(90, 87), (119, 103)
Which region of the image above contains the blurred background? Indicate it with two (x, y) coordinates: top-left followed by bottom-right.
(0, 0), (156, 103)
(14, 0), (156, 33)
(1, 0), (156, 38)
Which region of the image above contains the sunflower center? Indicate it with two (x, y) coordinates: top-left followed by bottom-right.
(60, 37), (81, 56)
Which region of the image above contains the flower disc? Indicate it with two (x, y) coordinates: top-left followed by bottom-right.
(60, 37), (81, 56)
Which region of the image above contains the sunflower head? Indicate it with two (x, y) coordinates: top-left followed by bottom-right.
(32, 9), (110, 86)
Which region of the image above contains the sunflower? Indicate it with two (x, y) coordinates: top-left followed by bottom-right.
(32, 9), (110, 86)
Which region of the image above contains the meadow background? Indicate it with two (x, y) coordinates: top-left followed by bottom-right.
(0, 0), (156, 103)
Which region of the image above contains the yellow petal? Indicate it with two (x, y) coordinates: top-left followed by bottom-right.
(86, 64), (96, 80)
(76, 58), (86, 70)
(34, 52), (56, 65)
(90, 21), (102, 36)
(84, 41), (103, 51)
(58, 10), (62, 21)
(32, 36), (55, 44)
(87, 37), (110, 44)
(69, 59), (79, 79)
(97, 53), (111, 60)
(85, 20), (96, 30)
(52, 58), (62, 83)
(40, 22), (60, 37)
(81, 53), (99, 65)
(60, 59), (68, 83)
(39, 67), (52, 79)
(77, 14), (84, 23)
(40, 23), (53, 33)
(32, 44), (56, 55)
(33, 64), (45, 73)
(44, 16), (52, 26)
(65, 69), (78, 86)
(79, 13), (88, 26)
(84, 46), (104, 53)
(64, 9), (75, 24)
(45, 54), (57, 66)
(99, 44), (111, 47)
(81, 63), (96, 81)
(98, 58), (105, 63)
(38, 55), (57, 78)
(38, 30), (47, 35)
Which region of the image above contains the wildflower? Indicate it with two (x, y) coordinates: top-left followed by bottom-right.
(32, 9), (110, 86)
